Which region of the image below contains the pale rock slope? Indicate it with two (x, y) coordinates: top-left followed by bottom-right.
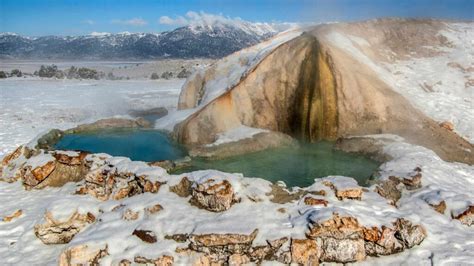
(176, 19), (473, 164)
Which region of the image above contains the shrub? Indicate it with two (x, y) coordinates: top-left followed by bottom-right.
(38, 65), (59, 78)
(177, 68), (191, 79)
(11, 69), (22, 77)
(0, 71), (7, 79)
(150, 73), (159, 80)
(160, 71), (173, 80)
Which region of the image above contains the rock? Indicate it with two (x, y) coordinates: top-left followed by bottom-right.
(134, 255), (174, 266)
(2, 209), (22, 222)
(267, 184), (306, 204)
(23, 160), (56, 188)
(439, 121), (454, 131)
(82, 166), (162, 201)
(169, 176), (193, 197)
(321, 237), (366, 263)
(133, 229), (157, 243)
(248, 237), (288, 262)
(52, 151), (88, 165)
(145, 204), (164, 216)
(365, 226), (403, 256)
(322, 178), (363, 200)
(58, 244), (108, 266)
(67, 118), (151, 133)
(189, 229), (258, 258)
(165, 233), (189, 243)
(291, 239), (320, 265)
(394, 218), (426, 248)
(122, 209), (139, 221)
(374, 177), (402, 205)
(429, 200), (446, 214)
(188, 131), (298, 159)
(191, 178), (235, 212)
(401, 168), (422, 190)
(228, 254), (250, 265)
(1, 145), (23, 166)
(34, 211), (95, 244)
(118, 259), (132, 266)
(453, 205), (474, 226)
(303, 197), (328, 207)
(175, 21), (474, 165)
(307, 213), (366, 263)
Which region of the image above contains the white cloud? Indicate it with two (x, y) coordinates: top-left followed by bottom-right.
(111, 18), (148, 26)
(158, 11), (239, 27)
(82, 19), (95, 25)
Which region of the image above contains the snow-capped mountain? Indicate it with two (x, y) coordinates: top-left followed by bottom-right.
(0, 22), (282, 59)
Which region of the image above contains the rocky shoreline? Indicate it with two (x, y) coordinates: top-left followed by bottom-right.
(1, 128), (472, 265)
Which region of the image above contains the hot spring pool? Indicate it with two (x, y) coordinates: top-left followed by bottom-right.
(175, 142), (379, 187)
(54, 128), (186, 162)
(55, 129), (379, 187)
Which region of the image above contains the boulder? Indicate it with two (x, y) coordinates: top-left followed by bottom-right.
(374, 177), (402, 205)
(394, 218), (426, 248)
(133, 229), (157, 243)
(169, 176), (193, 197)
(453, 205), (474, 226)
(428, 200), (446, 214)
(2, 209), (22, 222)
(291, 239), (320, 265)
(122, 209), (139, 221)
(303, 197), (328, 207)
(58, 244), (108, 266)
(191, 178), (235, 212)
(189, 229), (258, 259)
(228, 254), (250, 265)
(34, 211), (95, 244)
(322, 178), (363, 200)
(144, 204), (164, 216)
(23, 160), (56, 188)
(81, 166), (162, 201)
(134, 255), (174, 266)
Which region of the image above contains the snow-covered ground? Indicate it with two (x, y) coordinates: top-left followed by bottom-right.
(0, 78), (185, 157)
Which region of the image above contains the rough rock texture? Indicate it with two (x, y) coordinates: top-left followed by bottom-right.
(189, 229), (258, 260)
(66, 118), (151, 133)
(304, 197), (328, 207)
(20, 151), (90, 190)
(191, 178), (236, 212)
(189, 131), (298, 159)
(58, 244), (108, 266)
(34, 211), (95, 244)
(2, 209), (22, 222)
(291, 239), (320, 265)
(134, 255), (174, 266)
(169, 176), (193, 197)
(80, 164), (161, 201)
(453, 206), (474, 226)
(175, 20), (473, 164)
(307, 213), (426, 262)
(133, 229), (157, 243)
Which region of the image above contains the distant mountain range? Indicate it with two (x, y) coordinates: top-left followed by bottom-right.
(0, 21), (286, 59)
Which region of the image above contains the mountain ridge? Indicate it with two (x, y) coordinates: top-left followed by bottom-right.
(0, 22), (286, 59)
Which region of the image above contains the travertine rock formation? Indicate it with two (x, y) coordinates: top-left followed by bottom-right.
(175, 19), (473, 164)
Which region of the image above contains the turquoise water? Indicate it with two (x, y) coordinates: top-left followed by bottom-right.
(174, 142), (379, 187)
(55, 130), (379, 187)
(54, 128), (186, 162)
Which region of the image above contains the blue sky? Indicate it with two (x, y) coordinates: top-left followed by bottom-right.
(0, 0), (472, 36)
